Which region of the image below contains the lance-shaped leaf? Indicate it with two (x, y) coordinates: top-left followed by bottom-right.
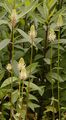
(28, 101), (40, 111)
(17, 1), (37, 20)
(17, 28), (31, 43)
(0, 39), (10, 51)
(0, 2), (11, 14)
(0, 20), (11, 29)
(1, 77), (18, 88)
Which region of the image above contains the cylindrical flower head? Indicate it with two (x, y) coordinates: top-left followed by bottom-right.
(48, 28), (56, 42)
(29, 25), (37, 40)
(18, 58), (25, 71)
(6, 63), (12, 72)
(19, 68), (27, 80)
(57, 14), (63, 27)
(11, 9), (17, 28)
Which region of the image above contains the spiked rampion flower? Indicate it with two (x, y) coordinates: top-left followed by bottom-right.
(18, 58), (27, 80)
(57, 14), (63, 27)
(48, 28), (56, 42)
(11, 9), (17, 28)
(29, 25), (37, 41)
(19, 67), (27, 80)
(6, 63), (12, 72)
(18, 58), (25, 71)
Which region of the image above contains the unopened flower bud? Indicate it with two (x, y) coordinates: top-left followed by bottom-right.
(6, 63), (12, 72)
(18, 58), (25, 71)
(48, 28), (56, 41)
(57, 14), (63, 27)
(19, 68), (27, 80)
(29, 25), (37, 40)
(11, 9), (17, 28)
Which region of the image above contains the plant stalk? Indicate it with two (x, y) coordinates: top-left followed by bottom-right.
(28, 40), (33, 92)
(14, 0), (16, 8)
(10, 26), (14, 119)
(57, 28), (60, 120)
(50, 42), (55, 120)
(19, 79), (21, 98)
(26, 40), (33, 120)
(22, 80), (24, 105)
(44, 25), (48, 57)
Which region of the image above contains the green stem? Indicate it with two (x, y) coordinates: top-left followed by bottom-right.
(22, 80), (24, 105)
(50, 42), (55, 120)
(10, 27), (14, 119)
(12, 27), (14, 62)
(14, 0), (16, 8)
(57, 28), (60, 120)
(10, 2), (16, 119)
(19, 79), (21, 98)
(44, 25), (48, 57)
(28, 41), (33, 93)
(18, 79), (21, 120)
(26, 41), (33, 120)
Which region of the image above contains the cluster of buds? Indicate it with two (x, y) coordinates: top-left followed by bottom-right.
(48, 28), (56, 42)
(57, 14), (63, 28)
(11, 9), (17, 28)
(29, 25), (37, 42)
(6, 63), (12, 72)
(18, 58), (27, 80)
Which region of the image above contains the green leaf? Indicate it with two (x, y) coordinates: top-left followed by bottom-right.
(34, 13), (44, 24)
(43, 0), (49, 20)
(44, 58), (50, 65)
(0, 88), (10, 99)
(61, 107), (66, 110)
(38, 86), (45, 96)
(26, 62), (38, 76)
(17, 28), (31, 43)
(45, 106), (57, 113)
(11, 90), (19, 104)
(34, 54), (43, 61)
(47, 72), (64, 83)
(51, 7), (66, 23)
(37, 5), (45, 18)
(0, 39), (10, 51)
(28, 101), (40, 111)
(48, 7), (55, 20)
(29, 94), (39, 102)
(12, 60), (19, 77)
(0, 2), (11, 14)
(34, 38), (43, 45)
(17, 1), (37, 20)
(24, 81), (41, 92)
(60, 39), (66, 44)
(1, 77), (18, 88)
(3, 102), (11, 110)
(15, 38), (29, 44)
(47, 0), (57, 10)
(52, 73), (64, 82)
(0, 20), (11, 29)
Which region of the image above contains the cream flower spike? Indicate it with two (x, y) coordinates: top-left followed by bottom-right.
(6, 63), (12, 72)
(57, 14), (63, 27)
(18, 58), (25, 71)
(19, 67), (27, 80)
(29, 25), (37, 40)
(11, 9), (17, 28)
(48, 28), (56, 42)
